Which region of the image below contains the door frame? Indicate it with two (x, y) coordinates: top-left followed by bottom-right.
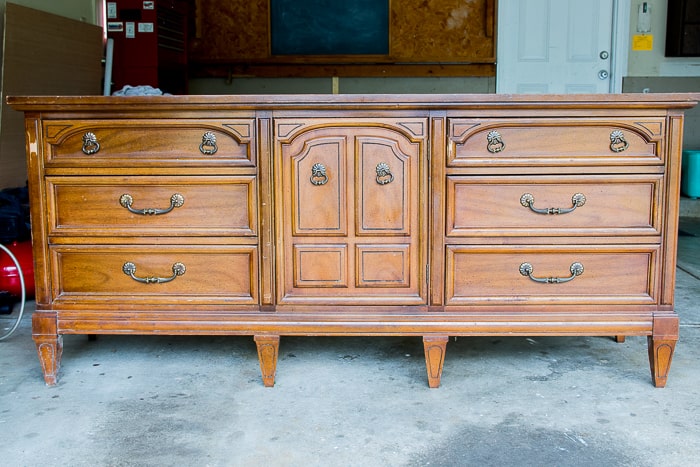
(496, 0), (630, 93)
(610, 0), (631, 93)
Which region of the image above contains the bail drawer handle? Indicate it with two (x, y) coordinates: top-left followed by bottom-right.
(310, 163), (329, 186)
(610, 130), (629, 153)
(520, 193), (586, 215)
(120, 193), (184, 215)
(122, 262), (186, 284)
(81, 132), (100, 155)
(200, 131), (218, 155)
(519, 262), (584, 284)
(375, 162), (394, 185)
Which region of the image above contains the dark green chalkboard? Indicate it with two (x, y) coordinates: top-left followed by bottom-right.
(270, 0), (389, 55)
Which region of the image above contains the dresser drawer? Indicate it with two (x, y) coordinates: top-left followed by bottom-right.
(446, 174), (663, 237)
(448, 118), (664, 167)
(47, 176), (257, 237)
(50, 245), (259, 305)
(43, 119), (255, 167)
(445, 245), (660, 306)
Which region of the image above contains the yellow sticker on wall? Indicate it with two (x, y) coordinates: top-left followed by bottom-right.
(632, 34), (653, 51)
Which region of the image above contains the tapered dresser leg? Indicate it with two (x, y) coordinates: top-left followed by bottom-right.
(614, 336), (626, 343)
(648, 314), (679, 388)
(32, 312), (62, 386)
(423, 335), (449, 388)
(254, 335), (280, 387)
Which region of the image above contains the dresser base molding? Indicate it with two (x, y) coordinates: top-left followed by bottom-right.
(33, 310), (677, 387)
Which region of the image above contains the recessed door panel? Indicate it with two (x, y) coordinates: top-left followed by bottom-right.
(293, 244), (348, 288)
(292, 136), (348, 235)
(357, 137), (410, 235)
(356, 244), (410, 288)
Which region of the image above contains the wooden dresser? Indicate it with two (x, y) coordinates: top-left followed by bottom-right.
(8, 94), (697, 387)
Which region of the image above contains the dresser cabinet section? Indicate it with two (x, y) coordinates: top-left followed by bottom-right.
(274, 119), (428, 305)
(8, 94), (697, 389)
(448, 118), (665, 167)
(42, 119), (257, 167)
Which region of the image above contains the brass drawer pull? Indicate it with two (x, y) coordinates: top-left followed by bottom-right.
(520, 192), (586, 214)
(200, 131), (218, 155)
(81, 132), (100, 155)
(120, 193), (185, 215)
(122, 262), (186, 284)
(310, 163), (329, 186)
(610, 130), (629, 153)
(375, 162), (394, 185)
(487, 130), (505, 153)
(519, 262), (584, 284)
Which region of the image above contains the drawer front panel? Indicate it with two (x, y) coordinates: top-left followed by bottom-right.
(448, 118), (664, 167)
(50, 245), (259, 305)
(445, 245), (659, 306)
(47, 176), (257, 237)
(43, 119), (255, 167)
(446, 175), (662, 237)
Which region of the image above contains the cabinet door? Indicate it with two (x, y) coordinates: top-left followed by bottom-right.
(275, 119), (428, 306)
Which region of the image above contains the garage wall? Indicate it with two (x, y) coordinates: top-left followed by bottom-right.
(0, 2), (103, 188)
(0, 0), (97, 23)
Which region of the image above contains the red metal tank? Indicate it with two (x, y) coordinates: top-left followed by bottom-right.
(0, 240), (35, 298)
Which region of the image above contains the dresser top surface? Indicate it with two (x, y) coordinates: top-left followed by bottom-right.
(6, 93), (699, 112)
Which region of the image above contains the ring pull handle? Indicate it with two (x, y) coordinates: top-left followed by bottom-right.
(609, 130), (629, 153)
(310, 163), (329, 186)
(81, 132), (100, 155)
(520, 193), (586, 215)
(487, 130), (505, 153)
(122, 262), (186, 284)
(375, 162), (394, 185)
(519, 262), (584, 284)
(199, 131), (218, 155)
(120, 193), (185, 215)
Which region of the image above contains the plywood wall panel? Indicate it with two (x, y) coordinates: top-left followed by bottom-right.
(190, 0), (496, 77)
(0, 3), (102, 189)
(190, 0), (269, 61)
(390, 0), (494, 62)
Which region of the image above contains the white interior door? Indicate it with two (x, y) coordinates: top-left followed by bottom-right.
(497, 0), (622, 94)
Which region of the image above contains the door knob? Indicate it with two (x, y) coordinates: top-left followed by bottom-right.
(598, 70), (609, 80)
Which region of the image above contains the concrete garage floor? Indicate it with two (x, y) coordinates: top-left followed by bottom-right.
(2, 217), (700, 466)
